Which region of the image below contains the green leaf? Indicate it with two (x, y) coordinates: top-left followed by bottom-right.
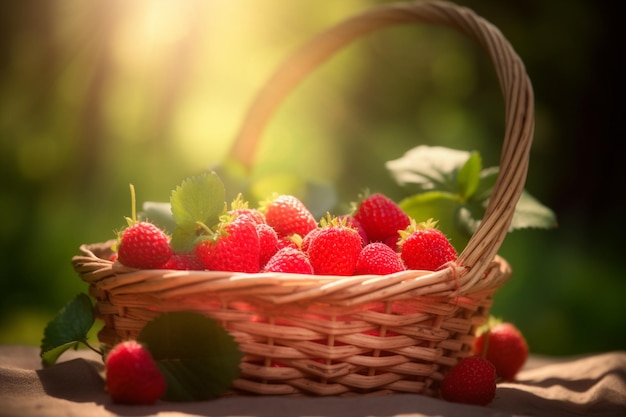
(169, 226), (199, 253)
(385, 145), (472, 193)
(456, 151), (482, 200)
(138, 312), (243, 402)
(40, 293), (95, 366)
(387, 145), (558, 246)
(473, 166), (499, 202)
(398, 191), (470, 251)
(510, 190), (558, 231)
(169, 172), (226, 251)
(171, 171), (226, 229)
(453, 167), (498, 238)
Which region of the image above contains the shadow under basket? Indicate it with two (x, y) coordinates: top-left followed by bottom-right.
(72, 0), (534, 398)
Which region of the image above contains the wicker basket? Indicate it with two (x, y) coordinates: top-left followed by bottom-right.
(72, 0), (533, 397)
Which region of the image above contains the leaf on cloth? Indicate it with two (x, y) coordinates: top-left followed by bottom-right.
(40, 293), (95, 367)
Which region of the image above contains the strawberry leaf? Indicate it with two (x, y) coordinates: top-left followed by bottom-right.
(510, 190), (558, 230)
(474, 166), (499, 202)
(138, 312), (243, 402)
(387, 145), (557, 251)
(398, 191), (470, 251)
(456, 151), (481, 200)
(170, 172), (226, 252)
(170, 227), (199, 253)
(40, 293), (95, 366)
(385, 145), (471, 193)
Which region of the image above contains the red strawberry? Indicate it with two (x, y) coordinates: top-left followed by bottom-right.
(441, 356), (497, 406)
(228, 193), (266, 225)
(355, 242), (406, 275)
(105, 340), (166, 405)
(263, 247), (313, 274)
(195, 213), (260, 273)
(473, 321), (529, 381)
(352, 193), (410, 243)
(337, 215), (368, 245)
(277, 234), (301, 250)
(382, 233), (401, 251)
(256, 222), (279, 267)
(305, 216), (363, 276)
(398, 219), (457, 271)
(159, 252), (205, 270)
(300, 227), (322, 253)
(117, 221), (173, 269)
(261, 194), (317, 238)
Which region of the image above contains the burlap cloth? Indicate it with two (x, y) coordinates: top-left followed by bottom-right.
(1, 345), (624, 417)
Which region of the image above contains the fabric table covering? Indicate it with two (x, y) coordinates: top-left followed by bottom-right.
(1, 346), (624, 417)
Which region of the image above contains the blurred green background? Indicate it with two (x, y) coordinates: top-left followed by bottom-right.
(1, 0), (623, 356)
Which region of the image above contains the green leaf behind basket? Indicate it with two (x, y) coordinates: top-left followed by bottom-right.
(386, 145), (557, 251)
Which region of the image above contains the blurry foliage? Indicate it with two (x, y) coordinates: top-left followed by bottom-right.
(0, 0), (623, 355)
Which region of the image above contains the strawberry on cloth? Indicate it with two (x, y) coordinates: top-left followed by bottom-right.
(105, 340), (166, 405)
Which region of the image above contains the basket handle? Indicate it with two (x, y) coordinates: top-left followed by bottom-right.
(228, 0), (534, 276)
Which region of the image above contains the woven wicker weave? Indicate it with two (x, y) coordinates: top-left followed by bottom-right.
(72, 0), (533, 397)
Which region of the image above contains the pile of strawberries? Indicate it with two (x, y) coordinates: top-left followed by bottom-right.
(114, 192), (458, 276)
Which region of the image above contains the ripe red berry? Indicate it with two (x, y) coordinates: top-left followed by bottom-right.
(159, 252), (205, 271)
(256, 222), (279, 267)
(228, 193), (266, 225)
(305, 216), (363, 276)
(300, 227), (321, 253)
(263, 246), (314, 274)
(105, 340), (167, 405)
(337, 215), (368, 245)
(117, 222), (173, 269)
(399, 219), (457, 271)
(277, 234), (300, 250)
(355, 242), (406, 275)
(473, 321), (529, 381)
(382, 234), (401, 251)
(441, 356), (497, 406)
(195, 214), (261, 273)
(261, 194), (318, 238)
(352, 193), (410, 243)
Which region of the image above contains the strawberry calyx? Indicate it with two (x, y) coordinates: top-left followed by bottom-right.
(257, 192), (279, 214)
(397, 218), (439, 244)
(319, 212), (349, 229)
(230, 193), (249, 211)
(348, 188), (374, 213)
(194, 212), (236, 244)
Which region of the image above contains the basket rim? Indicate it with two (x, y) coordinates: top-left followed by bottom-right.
(73, 240), (511, 306)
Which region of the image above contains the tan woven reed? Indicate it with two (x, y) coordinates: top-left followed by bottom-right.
(72, 0), (533, 397)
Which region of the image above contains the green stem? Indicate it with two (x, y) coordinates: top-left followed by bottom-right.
(130, 184), (137, 223)
(82, 339), (104, 357)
